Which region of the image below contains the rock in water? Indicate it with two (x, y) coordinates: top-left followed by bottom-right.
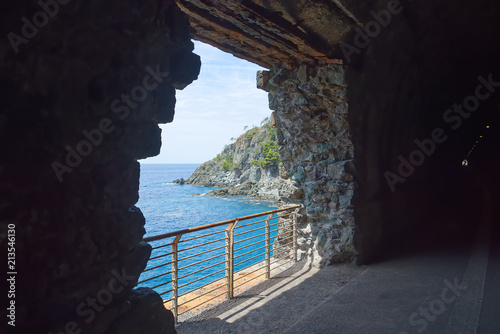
(172, 178), (185, 185)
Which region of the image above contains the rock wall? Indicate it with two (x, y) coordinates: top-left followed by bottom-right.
(259, 65), (357, 266)
(176, 0), (345, 68)
(0, 1), (199, 333)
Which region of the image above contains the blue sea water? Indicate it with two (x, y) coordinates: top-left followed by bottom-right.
(137, 164), (278, 298)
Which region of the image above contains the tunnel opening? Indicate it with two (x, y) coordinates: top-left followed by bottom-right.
(3, 0), (500, 333)
(134, 41), (286, 316)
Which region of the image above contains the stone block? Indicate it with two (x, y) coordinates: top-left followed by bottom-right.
(339, 194), (353, 207)
(257, 70), (271, 92)
(326, 65), (346, 86)
(297, 65), (309, 83)
(335, 102), (349, 114)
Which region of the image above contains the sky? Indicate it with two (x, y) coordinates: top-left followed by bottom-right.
(141, 41), (272, 164)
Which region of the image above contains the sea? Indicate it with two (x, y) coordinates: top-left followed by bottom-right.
(137, 164), (278, 298)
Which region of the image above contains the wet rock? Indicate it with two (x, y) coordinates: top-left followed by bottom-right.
(207, 188), (229, 197)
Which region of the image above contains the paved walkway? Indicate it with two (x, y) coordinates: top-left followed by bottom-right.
(176, 200), (498, 333)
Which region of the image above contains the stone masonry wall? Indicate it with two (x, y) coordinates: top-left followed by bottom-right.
(0, 1), (199, 333)
(259, 64), (356, 266)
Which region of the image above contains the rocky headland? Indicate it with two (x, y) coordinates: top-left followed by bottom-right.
(174, 120), (301, 203)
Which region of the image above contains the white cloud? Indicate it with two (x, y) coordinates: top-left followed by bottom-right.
(142, 41), (271, 164)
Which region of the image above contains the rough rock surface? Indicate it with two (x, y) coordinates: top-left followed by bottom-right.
(260, 64), (357, 265)
(176, 0), (347, 68)
(186, 122), (300, 202)
(107, 288), (176, 334)
(0, 1), (198, 333)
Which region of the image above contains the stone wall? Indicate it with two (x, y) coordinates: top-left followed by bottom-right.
(0, 1), (199, 333)
(259, 64), (357, 266)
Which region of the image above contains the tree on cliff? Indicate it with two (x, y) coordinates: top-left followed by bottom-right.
(260, 141), (280, 167)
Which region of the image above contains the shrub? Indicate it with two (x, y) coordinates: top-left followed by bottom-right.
(222, 155), (234, 172)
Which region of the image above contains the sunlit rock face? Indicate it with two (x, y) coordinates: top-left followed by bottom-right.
(0, 0), (199, 333)
(185, 122), (301, 202)
(260, 65), (357, 266)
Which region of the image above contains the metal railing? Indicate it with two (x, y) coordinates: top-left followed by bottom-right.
(138, 205), (301, 323)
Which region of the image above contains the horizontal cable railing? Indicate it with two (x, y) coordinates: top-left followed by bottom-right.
(137, 205), (301, 323)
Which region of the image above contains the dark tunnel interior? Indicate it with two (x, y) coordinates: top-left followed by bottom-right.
(349, 0), (500, 263)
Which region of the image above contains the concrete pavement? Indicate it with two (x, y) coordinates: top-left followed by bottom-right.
(177, 224), (498, 333)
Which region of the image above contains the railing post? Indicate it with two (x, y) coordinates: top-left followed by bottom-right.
(293, 212), (298, 263)
(172, 234), (182, 324)
(139, 205), (302, 321)
(265, 214), (273, 279)
(225, 220), (237, 299)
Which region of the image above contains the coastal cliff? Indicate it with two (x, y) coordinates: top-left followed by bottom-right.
(178, 120), (300, 202)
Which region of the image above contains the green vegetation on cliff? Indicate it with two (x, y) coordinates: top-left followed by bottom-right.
(221, 154), (242, 172)
(216, 119), (280, 171)
(185, 117), (298, 202)
(186, 118), (281, 188)
(258, 140), (280, 168)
